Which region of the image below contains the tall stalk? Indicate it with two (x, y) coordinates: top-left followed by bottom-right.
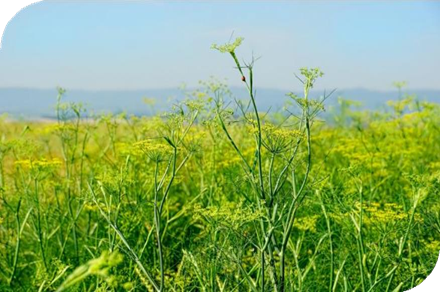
(213, 37), (324, 291)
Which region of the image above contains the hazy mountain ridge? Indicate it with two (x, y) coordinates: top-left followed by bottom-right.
(1, 87), (439, 119)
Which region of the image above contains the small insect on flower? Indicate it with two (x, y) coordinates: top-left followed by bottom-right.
(241, 76), (246, 82)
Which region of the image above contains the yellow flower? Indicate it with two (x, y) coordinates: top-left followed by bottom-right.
(211, 37), (244, 54)
(260, 123), (304, 153)
(294, 215), (319, 233)
(15, 158), (62, 170)
(133, 139), (172, 162)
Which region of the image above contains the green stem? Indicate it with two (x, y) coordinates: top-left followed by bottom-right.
(153, 161), (164, 291)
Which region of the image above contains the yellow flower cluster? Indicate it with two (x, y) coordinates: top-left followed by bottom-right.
(363, 202), (408, 225)
(258, 123), (304, 153)
(387, 98), (413, 114)
(294, 215), (319, 233)
(264, 124), (303, 140)
(194, 201), (262, 230)
(424, 239), (440, 252)
(15, 158), (62, 170)
(211, 37), (244, 54)
(133, 139), (172, 161)
(182, 130), (207, 152)
(429, 161), (440, 171)
(39, 123), (76, 135)
(115, 142), (143, 157)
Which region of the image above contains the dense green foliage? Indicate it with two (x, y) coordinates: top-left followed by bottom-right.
(0, 39), (439, 291)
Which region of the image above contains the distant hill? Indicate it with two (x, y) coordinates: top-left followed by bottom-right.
(0, 87), (439, 119)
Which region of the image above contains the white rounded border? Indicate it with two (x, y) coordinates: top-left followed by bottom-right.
(0, 0), (42, 50)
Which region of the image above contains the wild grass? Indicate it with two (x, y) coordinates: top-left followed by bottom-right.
(0, 38), (439, 291)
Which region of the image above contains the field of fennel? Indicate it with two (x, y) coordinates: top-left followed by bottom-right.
(1, 38), (440, 292)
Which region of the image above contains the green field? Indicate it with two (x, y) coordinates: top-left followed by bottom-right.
(0, 39), (439, 291)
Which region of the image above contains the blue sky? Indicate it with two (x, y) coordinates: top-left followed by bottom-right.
(0, 1), (439, 91)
